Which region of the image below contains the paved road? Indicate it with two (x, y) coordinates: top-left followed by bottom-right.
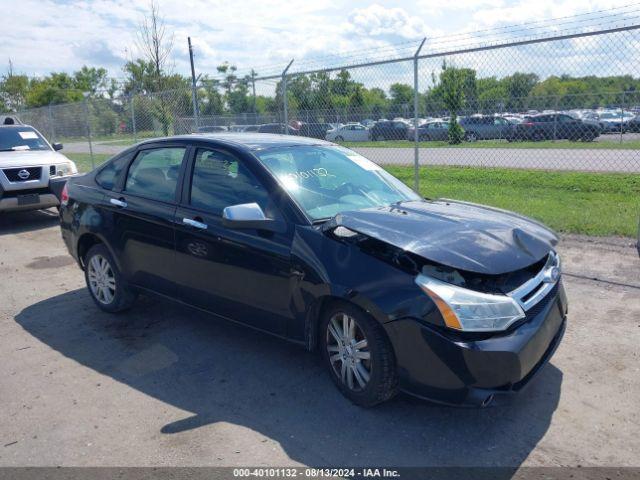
(1, 211), (639, 467)
(64, 141), (640, 173)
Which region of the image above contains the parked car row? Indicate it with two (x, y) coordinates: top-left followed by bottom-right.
(197, 108), (640, 144)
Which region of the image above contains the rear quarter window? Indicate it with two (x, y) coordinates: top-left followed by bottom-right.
(95, 151), (135, 190)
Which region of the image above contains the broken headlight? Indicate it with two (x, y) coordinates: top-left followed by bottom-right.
(415, 275), (525, 332)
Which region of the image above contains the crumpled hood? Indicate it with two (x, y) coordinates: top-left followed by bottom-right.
(326, 199), (558, 275)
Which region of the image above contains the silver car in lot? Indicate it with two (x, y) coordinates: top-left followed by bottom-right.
(0, 124), (78, 212)
(325, 123), (370, 142)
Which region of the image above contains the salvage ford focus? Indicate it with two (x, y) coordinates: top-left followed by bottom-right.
(59, 133), (567, 407)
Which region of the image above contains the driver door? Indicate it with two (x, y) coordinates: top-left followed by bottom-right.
(173, 146), (293, 335)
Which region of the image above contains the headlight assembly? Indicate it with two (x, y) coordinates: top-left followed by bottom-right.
(55, 162), (77, 176)
(416, 275), (525, 332)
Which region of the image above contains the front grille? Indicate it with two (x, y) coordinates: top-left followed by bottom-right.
(524, 283), (559, 321)
(3, 167), (42, 182)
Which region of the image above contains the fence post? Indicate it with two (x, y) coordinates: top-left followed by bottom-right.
(83, 96), (94, 169)
(251, 69), (257, 118)
(413, 38), (426, 193)
(281, 59), (294, 135)
(130, 93), (137, 143)
(552, 95), (559, 142)
(47, 102), (56, 142)
(620, 91), (626, 144)
(188, 37), (200, 131)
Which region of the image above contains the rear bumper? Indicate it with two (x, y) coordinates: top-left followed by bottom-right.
(384, 281), (568, 406)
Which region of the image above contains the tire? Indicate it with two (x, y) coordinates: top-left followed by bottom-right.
(464, 131), (478, 142)
(335, 136), (344, 142)
(320, 302), (398, 407)
(84, 243), (137, 313)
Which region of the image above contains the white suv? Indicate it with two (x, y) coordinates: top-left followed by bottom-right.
(0, 123), (78, 212)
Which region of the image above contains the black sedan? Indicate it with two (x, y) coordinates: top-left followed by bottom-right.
(513, 113), (600, 141)
(370, 120), (411, 141)
(59, 134), (567, 407)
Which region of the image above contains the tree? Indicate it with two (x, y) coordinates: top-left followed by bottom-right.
(0, 60), (29, 112)
(135, 0), (175, 134)
(440, 66), (465, 144)
(504, 72), (539, 110)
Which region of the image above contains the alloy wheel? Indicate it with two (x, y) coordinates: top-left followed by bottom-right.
(326, 312), (372, 391)
(87, 254), (116, 305)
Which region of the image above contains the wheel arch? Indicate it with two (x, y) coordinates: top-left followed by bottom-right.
(76, 232), (121, 271)
(303, 294), (391, 352)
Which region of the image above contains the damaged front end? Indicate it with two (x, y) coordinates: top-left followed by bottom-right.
(324, 218), (562, 337)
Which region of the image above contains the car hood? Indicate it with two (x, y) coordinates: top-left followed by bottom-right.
(0, 150), (71, 168)
(325, 199), (558, 275)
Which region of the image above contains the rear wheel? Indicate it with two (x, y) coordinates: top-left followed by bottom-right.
(464, 131), (478, 142)
(320, 302), (398, 407)
(84, 244), (137, 313)
(335, 135), (344, 142)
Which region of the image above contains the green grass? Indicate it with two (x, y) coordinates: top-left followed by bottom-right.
(67, 153), (111, 173)
(339, 139), (640, 149)
(65, 153), (639, 237)
(386, 165), (640, 237)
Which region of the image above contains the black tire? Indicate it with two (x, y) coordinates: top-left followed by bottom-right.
(320, 301), (398, 407)
(84, 243), (137, 313)
(464, 131), (478, 142)
(335, 136), (344, 142)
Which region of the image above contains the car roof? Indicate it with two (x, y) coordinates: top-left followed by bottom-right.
(138, 133), (334, 151)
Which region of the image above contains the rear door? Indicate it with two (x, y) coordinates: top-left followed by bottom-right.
(173, 146), (294, 335)
(104, 144), (187, 295)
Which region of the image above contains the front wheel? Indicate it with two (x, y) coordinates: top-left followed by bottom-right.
(464, 131), (478, 142)
(335, 135), (344, 142)
(320, 303), (398, 407)
(84, 244), (137, 313)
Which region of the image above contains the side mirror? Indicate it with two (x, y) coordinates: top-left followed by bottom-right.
(52, 142), (63, 151)
(222, 203), (284, 233)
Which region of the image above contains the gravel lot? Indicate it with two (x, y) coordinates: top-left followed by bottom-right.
(0, 210), (639, 467)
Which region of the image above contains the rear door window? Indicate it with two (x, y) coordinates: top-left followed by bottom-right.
(125, 147), (186, 203)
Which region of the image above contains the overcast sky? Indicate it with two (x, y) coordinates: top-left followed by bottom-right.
(0, 0), (637, 81)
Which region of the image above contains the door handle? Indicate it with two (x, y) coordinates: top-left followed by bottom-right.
(109, 197), (127, 208)
(182, 217), (208, 230)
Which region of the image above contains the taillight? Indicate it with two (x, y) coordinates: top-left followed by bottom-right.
(522, 122), (534, 127)
(60, 183), (69, 207)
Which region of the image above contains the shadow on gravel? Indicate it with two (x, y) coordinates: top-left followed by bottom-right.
(16, 289), (562, 468)
(0, 209), (59, 235)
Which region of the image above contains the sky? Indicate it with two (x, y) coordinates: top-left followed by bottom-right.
(0, 0), (638, 85)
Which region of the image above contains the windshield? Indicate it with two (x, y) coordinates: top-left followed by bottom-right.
(0, 127), (50, 152)
(256, 145), (420, 220)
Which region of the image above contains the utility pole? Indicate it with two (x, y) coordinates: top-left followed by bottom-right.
(188, 37), (199, 131)
(413, 38), (427, 193)
(281, 59), (294, 135)
(251, 69), (257, 119)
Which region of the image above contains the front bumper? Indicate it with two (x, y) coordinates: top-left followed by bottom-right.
(384, 281), (568, 406)
(0, 174), (77, 212)
(0, 190), (59, 212)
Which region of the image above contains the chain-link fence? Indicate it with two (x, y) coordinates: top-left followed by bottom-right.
(11, 23), (640, 236)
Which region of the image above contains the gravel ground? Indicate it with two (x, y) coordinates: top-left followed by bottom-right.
(0, 209), (639, 467)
